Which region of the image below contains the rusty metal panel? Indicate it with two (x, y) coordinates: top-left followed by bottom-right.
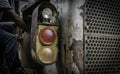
(51, 0), (71, 74)
(84, 0), (120, 74)
(69, 0), (85, 74)
(51, 0), (85, 74)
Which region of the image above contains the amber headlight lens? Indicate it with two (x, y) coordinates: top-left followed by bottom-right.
(39, 48), (56, 64)
(39, 28), (56, 45)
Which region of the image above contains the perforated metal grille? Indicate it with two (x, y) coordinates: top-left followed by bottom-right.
(85, 0), (120, 35)
(85, 36), (120, 74)
(84, 0), (120, 74)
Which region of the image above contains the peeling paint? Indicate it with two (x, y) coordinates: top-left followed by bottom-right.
(69, 0), (85, 74)
(69, 0), (85, 45)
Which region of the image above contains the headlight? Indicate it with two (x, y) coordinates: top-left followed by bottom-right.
(39, 27), (56, 45)
(38, 47), (56, 64)
(42, 8), (52, 19)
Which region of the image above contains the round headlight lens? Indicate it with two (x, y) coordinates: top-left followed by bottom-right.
(39, 48), (55, 64)
(39, 28), (56, 45)
(42, 8), (52, 19)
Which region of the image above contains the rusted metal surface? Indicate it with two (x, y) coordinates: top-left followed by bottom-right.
(69, 0), (85, 74)
(70, 40), (83, 74)
(51, 0), (85, 74)
(51, 0), (71, 74)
